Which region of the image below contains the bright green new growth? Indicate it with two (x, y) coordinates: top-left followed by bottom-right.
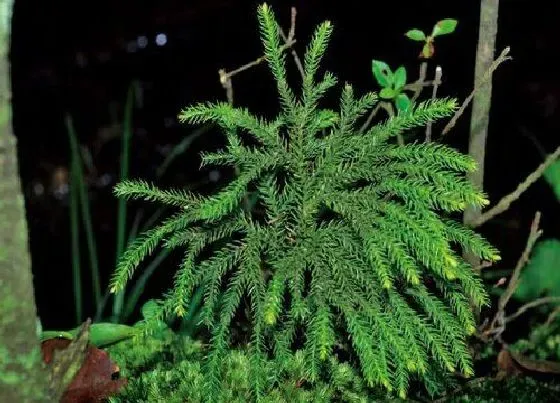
(110, 3), (500, 399)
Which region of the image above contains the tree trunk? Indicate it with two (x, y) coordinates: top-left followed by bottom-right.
(0, 0), (53, 400)
(463, 0), (500, 267)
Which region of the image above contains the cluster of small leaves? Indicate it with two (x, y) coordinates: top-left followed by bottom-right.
(371, 60), (411, 112)
(110, 3), (499, 400)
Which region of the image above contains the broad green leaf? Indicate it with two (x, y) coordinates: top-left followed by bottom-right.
(514, 238), (560, 302)
(395, 93), (412, 113)
(379, 87), (397, 99)
(544, 159), (560, 201)
(432, 19), (458, 37)
(393, 66), (407, 90)
(371, 59), (393, 88)
(405, 29), (426, 41)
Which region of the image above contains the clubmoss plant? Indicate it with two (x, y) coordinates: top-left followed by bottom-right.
(110, 3), (500, 399)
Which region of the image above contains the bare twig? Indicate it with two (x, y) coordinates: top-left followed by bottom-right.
(544, 306), (560, 327)
(480, 212), (542, 342)
(498, 211), (542, 312)
(218, 6), (302, 101)
(471, 144), (560, 227)
(358, 103), (382, 133)
(409, 61), (428, 104)
(441, 46), (511, 137)
(219, 37), (297, 94)
(505, 296), (560, 323)
(218, 68), (234, 104)
(425, 65), (442, 142)
(473, 259), (493, 274)
(278, 7), (305, 79)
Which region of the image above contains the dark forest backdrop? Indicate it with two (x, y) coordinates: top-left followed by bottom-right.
(10, 0), (560, 329)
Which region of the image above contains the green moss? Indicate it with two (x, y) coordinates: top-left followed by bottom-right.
(106, 327), (387, 403)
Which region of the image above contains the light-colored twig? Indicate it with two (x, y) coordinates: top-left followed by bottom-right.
(425, 65), (442, 142)
(480, 212), (542, 342)
(409, 61), (428, 104)
(278, 7), (305, 79)
(498, 211), (542, 312)
(505, 296), (560, 323)
(218, 6), (302, 102)
(358, 103), (382, 133)
(441, 46), (511, 137)
(544, 306), (560, 327)
(471, 144), (560, 227)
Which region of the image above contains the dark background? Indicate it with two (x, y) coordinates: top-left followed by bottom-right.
(11, 0), (560, 329)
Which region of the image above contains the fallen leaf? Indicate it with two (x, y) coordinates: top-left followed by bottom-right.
(42, 336), (126, 402)
(496, 348), (560, 380)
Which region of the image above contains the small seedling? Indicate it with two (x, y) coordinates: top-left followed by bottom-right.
(371, 60), (412, 112)
(405, 18), (458, 59)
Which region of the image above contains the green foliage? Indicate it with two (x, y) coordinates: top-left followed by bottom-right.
(65, 83), (207, 325)
(107, 326), (387, 403)
(511, 315), (560, 361)
(513, 239), (560, 301)
(371, 60), (411, 113)
(544, 159), (560, 201)
(110, 3), (499, 400)
(432, 19), (458, 37)
(405, 29), (426, 42)
(512, 162), (560, 302)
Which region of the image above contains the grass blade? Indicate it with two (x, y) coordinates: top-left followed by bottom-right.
(68, 132), (82, 324)
(112, 82), (136, 322)
(65, 114), (102, 311)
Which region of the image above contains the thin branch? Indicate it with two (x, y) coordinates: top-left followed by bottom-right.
(498, 211), (542, 312)
(441, 46), (511, 137)
(479, 211), (542, 342)
(359, 103), (382, 133)
(471, 144), (560, 227)
(218, 6), (301, 99)
(220, 38), (297, 84)
(544, 306), (560, 327)
(425, 65), (442, 142)
(505, 296), (560, 323)
(409, 61), (428, 104)
(278, 7), (305, 79)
